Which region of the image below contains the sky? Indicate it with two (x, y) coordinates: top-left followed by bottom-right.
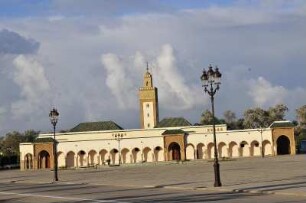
(0, 0), (305, 135)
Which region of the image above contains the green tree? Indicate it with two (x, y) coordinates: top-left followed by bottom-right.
(24, 130), (39, 142)
(200, 109), (221, 125)
(268, 104), (288, 124)
(223, 110), (237, 129)
(296, 105), (306, 127)
(243, 104), (289, 129)
(243, 107), (269, 128)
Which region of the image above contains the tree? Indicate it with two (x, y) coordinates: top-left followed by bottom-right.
(268, 104), (288, 124)
(200, 110), (221, 125)
(243, 104), (289, 129)
(296, 105), (306, 127)
(24, 130), (39, 142)
(223, 110), (237, 129)
(243, 107), (269, 128)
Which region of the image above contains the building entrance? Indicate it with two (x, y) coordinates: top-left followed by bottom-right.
(277, 135), (290, 155)
(168, 142), (181, 161)
(38, 150), (50, 169)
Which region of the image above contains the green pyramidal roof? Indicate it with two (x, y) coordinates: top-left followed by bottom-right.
(70, 121), (123, 132)
(156, 117), (192, 128)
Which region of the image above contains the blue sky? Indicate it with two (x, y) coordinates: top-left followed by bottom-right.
(0, 0), (305, 135)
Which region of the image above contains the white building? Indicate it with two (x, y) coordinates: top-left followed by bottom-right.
(19, 69), (296, 170)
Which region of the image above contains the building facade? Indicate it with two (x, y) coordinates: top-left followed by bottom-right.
(19, 70), (296, 170)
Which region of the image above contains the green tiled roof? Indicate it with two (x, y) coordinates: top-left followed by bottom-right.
(156, 117), (192, 128)
(162, 129), (186, 135)
(34, 138), (54, 143)
(269, 121), (295, 128)
(70, 121), (123, 132)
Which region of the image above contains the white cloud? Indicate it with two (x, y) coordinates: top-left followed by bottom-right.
(0, 1), (305, 134)
(11, 55), (50, 118)
(154, 44), (200, 110)
(248, 76), (288, 107)
(101, 53), (136, 109)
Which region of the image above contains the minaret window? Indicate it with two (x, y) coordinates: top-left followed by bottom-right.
(146, 81), (149, 86)
(147, 113), (150, 117)
(147, 123), (150, 128)
(146, 104), (149, 108)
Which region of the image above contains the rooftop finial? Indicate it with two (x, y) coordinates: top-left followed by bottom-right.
(146, 62), (149, 72)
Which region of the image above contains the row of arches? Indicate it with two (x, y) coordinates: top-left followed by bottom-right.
(185, 140), (273, 160)
(23, 136), (291, 169)
(25, 146), (164, 169)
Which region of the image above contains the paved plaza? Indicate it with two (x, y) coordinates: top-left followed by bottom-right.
(0, 155), (306, 202)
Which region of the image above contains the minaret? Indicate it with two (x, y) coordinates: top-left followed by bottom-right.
(139, 64), (159, 129)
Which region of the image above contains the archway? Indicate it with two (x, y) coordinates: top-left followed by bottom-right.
(132, 148), (141, 163)
(110, 149), (118, 164)
(168, 142), (181, 161)
(197, 143), (205, 159)
(38, 150), (50, 169)
(277, 135), (290, 155)
(143, 147), (152, 162)
(24, 153), (33, 169)
(78, 150), (86, 167)
(263, 140), (272, 156)
(154, 146), (163, 162)
(250, 141), (260, 156)
(99, 149), (108, 164)
(121, 148), (130, 164)
(88, 150), (97, 166)
(207, 143), (214, 159)
(229, 142), (239, 157)
(186, 144), (195, 160)
(240, 141), (250, 157)
(218, 142), (227, 158)
(57, 151), (65, 168)
(66, 151), (75, 168)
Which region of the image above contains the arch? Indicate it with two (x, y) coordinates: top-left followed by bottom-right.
(240, 141), (250, 157)
(132, 147), (141, 163)
(24, 153), (33, 169)
(168, 142), (181, 161)
(250, 140), (260, 156)
(263, 140), (272, 156)
(186, 144), (195, 160)
(277, 135), (291, 155)
(77, 150), (86, 167)
(207, 143), (214, 159)
(110, 149), (118, 165)
(66, 151), (75, 168)
(229, 141), (239, 157)
(99, 149), (108, 164)
(121, 148), (130, 164)
(196, 143), (205, 159)
(38, 150), (50, 169)
(154, 146), (163, 162)
(218, 142), (227, 158)
(143, 147), (152, 162)
(57, 151), (65, 168)
(88, 150), (97, 166)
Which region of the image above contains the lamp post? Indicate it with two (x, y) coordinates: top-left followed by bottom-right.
(49, 108), (59, 182)
(201, 64), (222, 187)
(112, 133), (125, 165)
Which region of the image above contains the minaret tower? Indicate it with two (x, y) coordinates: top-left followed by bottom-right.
(139, 64), (159, 129)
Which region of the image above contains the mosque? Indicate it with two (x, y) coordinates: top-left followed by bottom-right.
(19, 69), (296, 170)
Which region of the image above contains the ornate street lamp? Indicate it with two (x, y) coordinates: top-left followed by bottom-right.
(201, 64), (222, 187)
(49, 108), (59, 181)
(112, 133), (125, 166)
